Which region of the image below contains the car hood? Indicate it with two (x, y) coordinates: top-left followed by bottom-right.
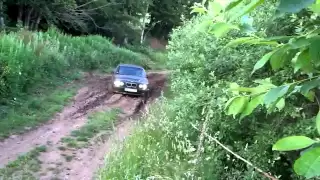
(115, 74), (148, 84)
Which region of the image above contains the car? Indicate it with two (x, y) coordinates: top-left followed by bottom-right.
(108, 64), (150, 100)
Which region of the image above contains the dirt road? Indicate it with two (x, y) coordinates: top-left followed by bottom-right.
(0, 71), (167, 180)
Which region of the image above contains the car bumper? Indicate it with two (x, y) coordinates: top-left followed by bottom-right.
(113, 86), (149, 96)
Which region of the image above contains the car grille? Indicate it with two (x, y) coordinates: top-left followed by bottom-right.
(125, 82), (137, 88)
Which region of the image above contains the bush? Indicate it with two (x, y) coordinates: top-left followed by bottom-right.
(100, 2), (316, 180)
(0, 27), (152, 102)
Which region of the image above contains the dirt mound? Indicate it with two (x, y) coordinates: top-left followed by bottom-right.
(0, 72), (168, 179)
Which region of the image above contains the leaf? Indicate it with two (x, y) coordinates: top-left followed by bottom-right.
(251, 50), (277, 75)
(300, 78), (320, 95)
(226, 96), (249, 118)
(225, 0), (243, 11)
(289, 37), (311, 49)
(208, 1), (223, 16)
(209, 22), (239, 37)
(190, 7), (207, 14)
(240, 94), (264, 119)
(294, 147), (320, 178)
(264, 85), (290, 106)
(309, 36), (320, 67)
(303, 90), (315, 102)
(273, 136), (316, 151)
(269, 45), (290, 70)
(310, 3), (320, 14)
(277, 0), (316, 13)
(275, 98), (285, 111)
(229, 0), (265, 22)
(293, 49), (313, 73)
(316, 111), (320, 135)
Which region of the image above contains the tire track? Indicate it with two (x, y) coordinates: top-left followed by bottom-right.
(0, 72), (168, 180)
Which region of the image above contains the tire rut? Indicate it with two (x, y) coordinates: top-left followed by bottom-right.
(0, 72), (168, 180)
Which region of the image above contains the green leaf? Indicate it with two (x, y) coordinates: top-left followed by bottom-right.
(300, 78), (320, 95)
(275, 98), (285, 111)
(264, 85), (290, 106)
(269, 45), (290, 70)
(226, 96), (249, 118)
(240, 94), (264, 119)
(209, 22), (239, 37)
(277, 0), (316, 13)
(309, 36), (320, 66)
(208, 1), (223, 16)
(294, 147), (320, 178)
(229, 0), (265, 22)
(310, 2), (320, 14)
(225, 0), (243, 11)
(303, 90), (315, 102)
(190, 6), (207, 14)
(316, 111), (320, 135)
(251, 50), (277, 75)
(289, 37), (311, 49)
(273, 136), (316, 151)
(293, 49), (313, 73)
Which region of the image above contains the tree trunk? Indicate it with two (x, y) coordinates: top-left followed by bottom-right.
(25, 8), (34, 29)
(140, 3), (149, 44)
(33, 12), (41, 31)
(0, 1), (4, 29)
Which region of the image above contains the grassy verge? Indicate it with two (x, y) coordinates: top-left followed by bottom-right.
(97, 98), (192, 179)
(0, 72), (83, 139)
(0, 146), (47, 179)
(60, 109), (120, 148)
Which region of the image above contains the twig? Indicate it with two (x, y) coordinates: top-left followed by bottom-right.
(191, 123), (278, 180)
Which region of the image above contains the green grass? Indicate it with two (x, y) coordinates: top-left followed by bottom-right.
(0, 145), (47, 180)
(96, 99), (191, 179)
(0, 72), (83, 139)
(70, 109), (120, 140)
(59, 109), (120, 149)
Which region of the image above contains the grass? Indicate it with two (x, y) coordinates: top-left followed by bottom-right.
(96, 99), (191, 179)
(59, 109), (120, 149)
(0, 72), (83, 139)
(0, 145), (47, 179)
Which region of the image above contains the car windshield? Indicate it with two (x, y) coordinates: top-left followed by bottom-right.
(117, 66), (145, 77)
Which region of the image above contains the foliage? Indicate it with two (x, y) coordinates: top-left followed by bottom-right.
(101, 0), (320, 180)
(1, 0), (201, 43)
(190, 0), (320, 178)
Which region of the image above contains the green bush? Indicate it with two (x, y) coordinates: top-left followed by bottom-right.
(100, 2), (316, 180)
(0, 27), (151, 102)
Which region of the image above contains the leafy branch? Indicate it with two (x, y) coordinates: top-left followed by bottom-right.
(191, 0), (320, 178)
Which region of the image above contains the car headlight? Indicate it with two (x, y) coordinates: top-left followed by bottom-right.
(114, 80), (124, 87)
(139, 84), (148, 90)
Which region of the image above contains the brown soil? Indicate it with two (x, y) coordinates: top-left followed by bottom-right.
(0, 72), (168, 180)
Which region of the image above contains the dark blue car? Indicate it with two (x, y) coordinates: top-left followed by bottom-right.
(109, 64), (150, 98)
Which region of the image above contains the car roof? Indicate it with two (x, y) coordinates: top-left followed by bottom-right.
(118, 64), (145, 70)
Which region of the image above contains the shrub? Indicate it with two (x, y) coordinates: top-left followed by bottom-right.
(100, 1), (316, 180)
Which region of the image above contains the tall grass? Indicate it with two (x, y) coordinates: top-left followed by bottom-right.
(0, 27), (151, 102)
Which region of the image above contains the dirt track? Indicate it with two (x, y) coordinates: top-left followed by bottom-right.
(0, 71), (168, 180)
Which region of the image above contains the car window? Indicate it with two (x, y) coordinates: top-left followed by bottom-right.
(117, 66), (145, 77)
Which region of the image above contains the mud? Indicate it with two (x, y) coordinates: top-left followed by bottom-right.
(0, 72), (167, 180)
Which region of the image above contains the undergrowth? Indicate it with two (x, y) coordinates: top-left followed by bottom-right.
(100, 1), (316, 180)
